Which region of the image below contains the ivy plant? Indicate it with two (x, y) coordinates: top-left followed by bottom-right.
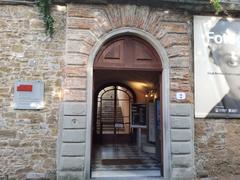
(36, 0), (54, 37)
(210, 0), (223, 14)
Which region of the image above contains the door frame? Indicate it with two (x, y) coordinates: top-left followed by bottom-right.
(84, 27), (171, 179)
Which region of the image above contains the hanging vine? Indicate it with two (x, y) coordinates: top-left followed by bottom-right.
(36, 0), (54, 37)
(210, 0), (223, 14)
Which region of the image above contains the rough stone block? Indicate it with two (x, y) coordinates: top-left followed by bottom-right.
(63, 66), (87, 77)
(171, 142), (192, 154)
(170, 57), (190, 68)
(171, 167), (195, 179)
(63, 116), (86, 129)
(160, 33), (189, 48)
(63, 102), (87, 115)
(26, 173), (46, 179)
(68, 4), (95, 18)
(0, 130), (16, 138)
(30, 18), (44, 30)
(17, 112), (44, 123)
(16, 119), (31, 125)
(0, 140), (8, 146)
(63, 77), (86, 89)
(67, 29), (96, 45)
(68, 17), (94, 30)
(172, 154), (193, 168)
(3, 112), (16, 118)
(65, 53), (88, 65)
(171, 116), (191, 129)
(62, 129), (85, 143)
(60, 157), (84, 171)
(170, 103), (192, 116)
(61, 143), (85, 156)
(66, 40), (92, 54)
(120, 5), (137, 26)
(170, 68), (190, 81)
(0, 20), (8, 30)
(12, 45), (23, 53)
(171, 129), (192, 141)
(9, 139), (20, 147)
(170, 81), (191, 92)
(167, 45), (190, 58)
(58, 171), (83, 180)
(159, 22), (188, 33)
(63, 89), (86, 101)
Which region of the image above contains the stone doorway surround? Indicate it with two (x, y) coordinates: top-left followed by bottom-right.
(57, 4), (194, 180)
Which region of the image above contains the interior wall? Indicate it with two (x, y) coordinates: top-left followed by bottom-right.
(94, 70), (161, 104)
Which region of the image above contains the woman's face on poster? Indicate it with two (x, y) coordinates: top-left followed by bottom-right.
(212, 42), (240, 100)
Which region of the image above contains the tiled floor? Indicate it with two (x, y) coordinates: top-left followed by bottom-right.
(91, 144), (161, 178)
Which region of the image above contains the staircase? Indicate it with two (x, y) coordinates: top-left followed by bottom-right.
(97, 102), (125, 135)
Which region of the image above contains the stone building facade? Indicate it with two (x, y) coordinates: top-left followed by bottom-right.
(0, 1), (239, 180)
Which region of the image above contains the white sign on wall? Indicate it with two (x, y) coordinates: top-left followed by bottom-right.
(13, 80), (44, 110)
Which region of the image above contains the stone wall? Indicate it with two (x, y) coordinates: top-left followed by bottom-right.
(195, 119), (240, 178)
(0, 5), (66, 179)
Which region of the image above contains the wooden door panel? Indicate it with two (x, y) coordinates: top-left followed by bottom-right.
(94, 36), (162, 71)
(95, 39), (124, 69)
(133, 41), (157, 65)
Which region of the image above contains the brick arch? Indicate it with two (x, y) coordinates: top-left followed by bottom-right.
(59, 4), (194, 180)
(67, 4), (190, 57)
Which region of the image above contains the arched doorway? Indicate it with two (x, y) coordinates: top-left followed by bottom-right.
(91, 36), (163, 178)
(94, 84), (135, 144)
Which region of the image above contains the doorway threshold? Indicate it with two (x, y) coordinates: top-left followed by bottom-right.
(91, 169), (161, 179)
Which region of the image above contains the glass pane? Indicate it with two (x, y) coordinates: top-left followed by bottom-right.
(117, 86), (133, 98)
(102, 89), (115, 100)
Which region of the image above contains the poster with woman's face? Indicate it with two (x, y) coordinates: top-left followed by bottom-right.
(194, 16), (240, 118)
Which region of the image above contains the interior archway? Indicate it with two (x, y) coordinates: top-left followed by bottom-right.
(93, 84), (135, 144)
(90, 35), (163, 178)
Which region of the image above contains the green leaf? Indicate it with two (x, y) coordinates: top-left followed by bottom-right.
(210, 0), (223, 15)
